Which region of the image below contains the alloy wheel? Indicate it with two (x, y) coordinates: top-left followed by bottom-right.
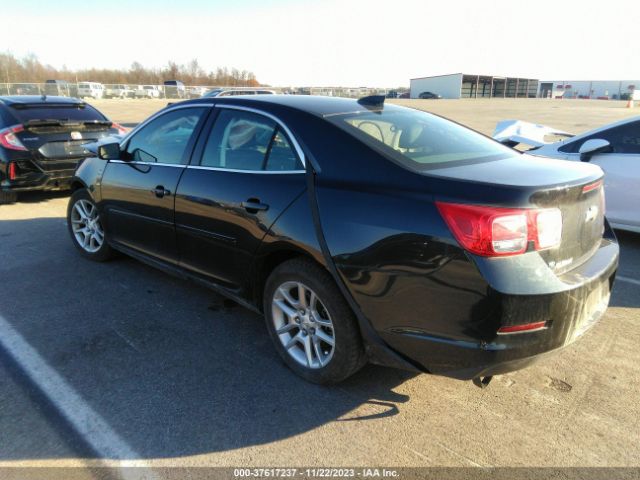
(70, 199), (104, 253)
(271, 281), (335, 369)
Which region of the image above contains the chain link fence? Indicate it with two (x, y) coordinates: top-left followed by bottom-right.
(0, 83), (407, 99)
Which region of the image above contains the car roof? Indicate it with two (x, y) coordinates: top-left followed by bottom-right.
(179, 94), (389, 117)
(0, 95), (86, 106)
(580, 114), (640, 135)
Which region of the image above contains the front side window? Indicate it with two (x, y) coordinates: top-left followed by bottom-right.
(125, 108), (205, 164)
(559, 121), (640, 154)
(200, 109), (302, 171)
(326, 104), (519, 171)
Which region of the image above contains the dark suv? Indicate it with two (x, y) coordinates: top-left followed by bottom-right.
(418, 91), (442, 99)
(0, 96), (126, 203)
(44, 80), (78, 97)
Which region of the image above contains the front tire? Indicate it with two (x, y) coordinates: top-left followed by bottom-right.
(263, 258), (366, 384)
(67, 189), (112, 261)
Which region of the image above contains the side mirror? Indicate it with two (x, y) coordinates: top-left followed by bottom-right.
(578, 138), (611, 161)
(98, 142), (121, 160)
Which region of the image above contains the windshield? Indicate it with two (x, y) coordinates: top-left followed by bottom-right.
(326, 105), (519, 171)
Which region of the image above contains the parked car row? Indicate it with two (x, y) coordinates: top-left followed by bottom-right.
(2, 82), (414, 100)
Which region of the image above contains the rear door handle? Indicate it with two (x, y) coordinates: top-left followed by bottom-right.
(152, 185), (171, 198)
(241, 198), (269, 213)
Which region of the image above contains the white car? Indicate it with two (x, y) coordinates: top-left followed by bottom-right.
(105, 84), (134, 99)
(77, 82), (104, 99)
(188, 86), (208, 98)
(494, 117), (640, 233)
(135, 85), (161, 98)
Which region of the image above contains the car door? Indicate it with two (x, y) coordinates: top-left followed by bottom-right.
(590, 152), (640, 228)
(560, 120), (640, 228)
(174, 106), (306, 290)
(100, 106), (209, 263)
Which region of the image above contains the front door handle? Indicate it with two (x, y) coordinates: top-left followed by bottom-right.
(241, 198), (269, 213)
(152, 185), (171, 198)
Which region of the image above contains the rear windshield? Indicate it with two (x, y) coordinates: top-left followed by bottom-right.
(11, 104), (107, 123)
(326, 105), (519, 171)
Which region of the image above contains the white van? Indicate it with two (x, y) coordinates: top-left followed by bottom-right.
(77, 82), (104, 99)
(135, 85), (161, 98)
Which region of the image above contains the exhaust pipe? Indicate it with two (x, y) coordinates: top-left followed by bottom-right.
(472, 376), (493, 389)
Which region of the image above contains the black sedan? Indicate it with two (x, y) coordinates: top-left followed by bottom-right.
(419, 91), (442, 99)
(0, 95), (127, 203)
(67, 95), (618, 385)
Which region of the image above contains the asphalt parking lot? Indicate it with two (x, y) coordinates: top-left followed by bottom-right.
(1, 99), (639, 474)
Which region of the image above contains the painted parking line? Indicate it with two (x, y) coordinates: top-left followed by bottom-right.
(0, 314), (157, 480)
(617, 275), (640, 287)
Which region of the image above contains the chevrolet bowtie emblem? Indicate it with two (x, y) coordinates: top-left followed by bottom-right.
(585, 205), (598, 223)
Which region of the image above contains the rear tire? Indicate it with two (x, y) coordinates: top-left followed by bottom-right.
(67, 189), (113, 262)
(263, 258), (366, 384)
(0, 191), (17, 205)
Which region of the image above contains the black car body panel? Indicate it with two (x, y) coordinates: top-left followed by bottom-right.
(175, 168), (306, 291)
(70, 95), (619, 380)
(0, 96), (121, 193)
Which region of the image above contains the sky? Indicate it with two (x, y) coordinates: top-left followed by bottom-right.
(2, 0), (639, 87)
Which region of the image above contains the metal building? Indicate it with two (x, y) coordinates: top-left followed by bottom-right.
(410, 73), (539, 99)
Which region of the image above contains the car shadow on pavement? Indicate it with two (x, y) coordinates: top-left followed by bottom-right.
(0, 217), (415, 461)
(14, 191), (70, 204)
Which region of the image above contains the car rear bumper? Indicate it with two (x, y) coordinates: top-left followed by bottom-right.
(376, 237), (618, 380)
(1, 170), (74, 192)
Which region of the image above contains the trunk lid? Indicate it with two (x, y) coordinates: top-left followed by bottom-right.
(532, 179), (605, 274)
(428, 155), (605, 274)
(15, 121), (114, 172)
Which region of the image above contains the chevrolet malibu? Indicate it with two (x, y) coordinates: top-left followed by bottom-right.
(67, 95), (618, 385)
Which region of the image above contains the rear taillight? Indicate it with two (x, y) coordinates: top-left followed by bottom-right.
(8, 162), (16, 180)
(582, 180), (602, 193)
(436, 202), (563, 257)
(0, 125), (27, 151)
(111, 122), (129, 135)
(533, 208), (563, 249)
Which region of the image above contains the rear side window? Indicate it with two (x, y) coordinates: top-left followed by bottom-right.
(326, 105), (518, 171)
(11, 104), (107, 123)
(559, 121), (640, 154)
(200, 109), (302, 171)
(125, 107), (206, 165)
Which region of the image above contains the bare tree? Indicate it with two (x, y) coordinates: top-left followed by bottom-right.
(0, 52), (261, 86)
